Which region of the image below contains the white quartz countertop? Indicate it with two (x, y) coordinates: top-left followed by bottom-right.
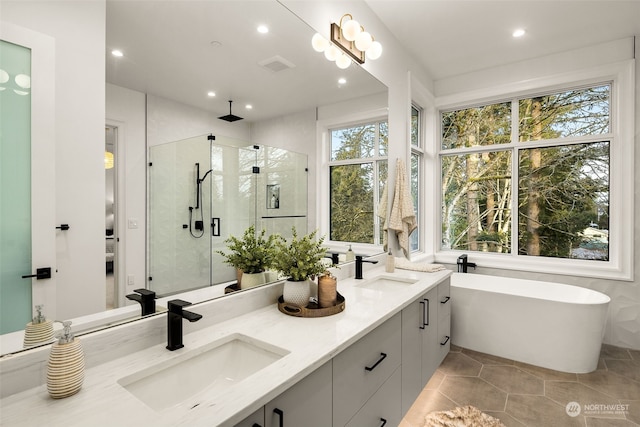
(0, 266), (451, 427)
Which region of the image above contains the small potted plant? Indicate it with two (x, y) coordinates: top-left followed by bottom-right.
(216, 225), (278, 289)
(272, 227), (328, 307)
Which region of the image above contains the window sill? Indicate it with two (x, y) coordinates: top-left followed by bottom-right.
(435, 251), (633, 282)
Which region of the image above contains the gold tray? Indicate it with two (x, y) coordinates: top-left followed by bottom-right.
(278, 293), (345, 317)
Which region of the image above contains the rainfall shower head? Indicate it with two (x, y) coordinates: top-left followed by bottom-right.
(218, 100), (243, 122)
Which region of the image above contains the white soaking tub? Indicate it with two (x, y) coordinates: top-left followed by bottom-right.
(450, 272), (610, 373)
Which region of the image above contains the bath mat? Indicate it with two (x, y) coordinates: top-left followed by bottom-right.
(423, 405), (506, 427)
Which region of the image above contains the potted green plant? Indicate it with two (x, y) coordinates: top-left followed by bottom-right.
(272, 227), (328, 307)
(215, 225), (278, 289)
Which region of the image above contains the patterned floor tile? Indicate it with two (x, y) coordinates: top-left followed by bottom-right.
(480, 365), (544, 395)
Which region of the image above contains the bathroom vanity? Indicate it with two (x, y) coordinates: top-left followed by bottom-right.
(0, 263), (451, 427)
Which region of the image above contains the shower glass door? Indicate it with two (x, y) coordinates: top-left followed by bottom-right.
(148, 135), (259, 296)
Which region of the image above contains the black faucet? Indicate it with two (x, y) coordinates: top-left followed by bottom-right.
(355, 255), (379, 279)
(126, 288), (157, 316)
(166, 299), (202, 351)
(324, 252), (340, 265)
(457, 254), (477, 273)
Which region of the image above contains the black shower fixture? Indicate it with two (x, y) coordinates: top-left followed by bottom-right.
(218, 100), (243, 122)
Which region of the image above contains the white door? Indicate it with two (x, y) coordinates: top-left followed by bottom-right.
(0, 23), (56, 333)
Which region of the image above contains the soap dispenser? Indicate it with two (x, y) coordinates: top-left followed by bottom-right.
(385, 250), (395, 273)
(46, 321), (85, 399)
(23, 304), (54, 348)
(345, 245), (355, 262)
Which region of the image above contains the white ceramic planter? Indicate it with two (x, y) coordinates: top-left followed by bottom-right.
(282, 278), (311, 307)
(240, 272), (266, 289)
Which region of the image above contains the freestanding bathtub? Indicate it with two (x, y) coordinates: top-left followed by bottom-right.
(450, 272), (610, 373)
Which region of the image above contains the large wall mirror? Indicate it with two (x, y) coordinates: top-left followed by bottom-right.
(0, 0), (387, 355)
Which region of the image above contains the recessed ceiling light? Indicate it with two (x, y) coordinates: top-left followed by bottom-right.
(245, 104), (253, 110)
(257, 25), (268, 34)
(338, 77), (347, 85)
(207, 91), (216, 97)
(111, 49), (123, 57)
(512, 29), (526, 38)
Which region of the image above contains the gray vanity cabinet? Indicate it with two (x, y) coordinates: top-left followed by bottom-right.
(437, 279), (452, 361)
(235, 407), (264, 427)
(263, 360), (332, 427)
(401, 278), (451, 415)
(333, 312), (402, 426)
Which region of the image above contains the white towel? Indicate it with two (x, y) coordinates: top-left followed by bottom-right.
(394, 258), (446, 273)
(388, 159), (417, 257)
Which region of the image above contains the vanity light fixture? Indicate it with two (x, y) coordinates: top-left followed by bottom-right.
(311, 14), (382, 69)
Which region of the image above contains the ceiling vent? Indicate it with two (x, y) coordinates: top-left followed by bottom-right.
(258, 55), (296, 73)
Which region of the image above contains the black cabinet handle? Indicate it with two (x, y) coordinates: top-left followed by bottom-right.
(273, 408), (283, 427)
(440, 335), (450, 346)
(419, 300), (425, 329)
(56, 224), (70, 230)
(423, 298), (430, 328)
(379, 418), (387, 427)
(365, 352), (387, 371)
(441, 296), (450, 304)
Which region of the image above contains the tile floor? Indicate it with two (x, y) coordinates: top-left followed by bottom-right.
(400, 344), (640, 427)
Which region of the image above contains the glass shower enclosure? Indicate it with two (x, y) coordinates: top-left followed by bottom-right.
(148, 134), (307, 296)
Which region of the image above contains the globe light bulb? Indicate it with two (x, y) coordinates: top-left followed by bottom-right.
(367, 41), (382, 60)
(341, 19), (361, 42)
(336, 54), (351, 69)
(324, 44), (340, 62)
(355, 31), (373, 51)
(311, 33), (329, 52)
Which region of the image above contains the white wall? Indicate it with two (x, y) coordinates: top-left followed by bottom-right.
(1, 1), (106, 319)
(105, 84), (146, 305)
(432, 38), (639, 350)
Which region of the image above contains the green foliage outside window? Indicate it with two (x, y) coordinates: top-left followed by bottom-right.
(330, 121), (388, 244)
(441, 84), (610, 260)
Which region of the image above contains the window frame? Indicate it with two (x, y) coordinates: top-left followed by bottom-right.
(433, 61), (634, 281)
(410, 103), (425, 253)
(317, 109), (389, 254)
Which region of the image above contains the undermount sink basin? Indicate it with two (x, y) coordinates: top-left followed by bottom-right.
(355, 275), (419, 291)
(117, 333), (289, 411)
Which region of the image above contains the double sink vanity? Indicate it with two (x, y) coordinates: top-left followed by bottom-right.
(0, 260), (451, 426)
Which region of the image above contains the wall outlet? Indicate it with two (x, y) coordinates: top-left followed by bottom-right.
(127, 275), (135, 285)
(128, 218), (138, 229)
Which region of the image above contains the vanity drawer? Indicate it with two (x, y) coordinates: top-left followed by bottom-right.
(333, 312), (401, 427)
(345, 366), (402, 427)
(438, 278), (451, 321)
(235, 407), (264, 427)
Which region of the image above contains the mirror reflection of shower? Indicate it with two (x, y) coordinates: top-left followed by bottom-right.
(148, 133), (308, 297)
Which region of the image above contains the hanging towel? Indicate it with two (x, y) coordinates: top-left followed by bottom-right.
(388, 158), (417, 258)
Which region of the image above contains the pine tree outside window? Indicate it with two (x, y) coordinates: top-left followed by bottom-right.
(329, 120), (388, 244)
(441, 84), (611, 261)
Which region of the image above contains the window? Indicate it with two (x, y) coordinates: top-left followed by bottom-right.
(410, 105), (423, 252)
(441, 83), (616, 264)
(329, 120), (388, 244)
